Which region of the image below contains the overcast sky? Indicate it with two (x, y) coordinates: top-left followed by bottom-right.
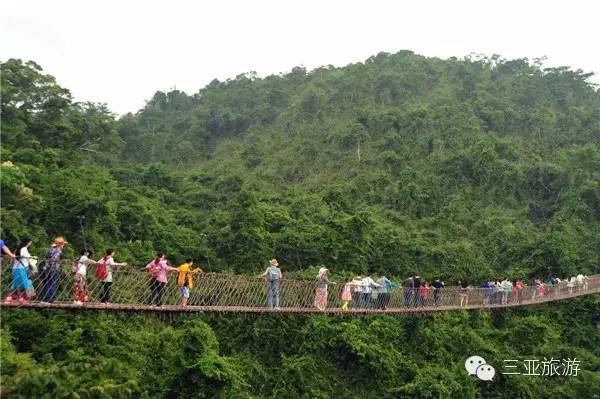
(2, 0), (599, 115)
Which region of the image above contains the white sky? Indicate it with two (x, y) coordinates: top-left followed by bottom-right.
(2, 0), (599, 115)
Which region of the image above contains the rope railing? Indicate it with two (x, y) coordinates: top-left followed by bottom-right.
(1, 260), (599, 313)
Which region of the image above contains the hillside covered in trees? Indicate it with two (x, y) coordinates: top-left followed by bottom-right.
(1, 52), (599, 398)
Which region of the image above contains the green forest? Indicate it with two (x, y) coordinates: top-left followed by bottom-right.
(1, 51), (599, 397)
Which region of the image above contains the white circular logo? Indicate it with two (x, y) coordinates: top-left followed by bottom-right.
(465, 355), (495, 381)
(476, 363), (495, 381)
(465, 355), (486, 375)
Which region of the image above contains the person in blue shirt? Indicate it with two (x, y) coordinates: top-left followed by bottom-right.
(0, 238), (16, 270)
(0, 238), (16, 258)
(480, 280), (494, 305)
(375, 276), (398, 309)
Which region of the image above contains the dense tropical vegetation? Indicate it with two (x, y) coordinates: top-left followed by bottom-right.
(1, 52), (599, 397)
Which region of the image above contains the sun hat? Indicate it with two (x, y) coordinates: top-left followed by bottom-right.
(52, 236), (68, 247)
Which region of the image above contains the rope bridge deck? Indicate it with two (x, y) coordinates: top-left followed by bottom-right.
(1, 263), (598, 314)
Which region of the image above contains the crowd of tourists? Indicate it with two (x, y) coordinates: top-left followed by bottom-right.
(0, 236), (593, 310)
(254, 263), (592, 311)
(1, 237), (202, 308)
(326, 273), (591, 311)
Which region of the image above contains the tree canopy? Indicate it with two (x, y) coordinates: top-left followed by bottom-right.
(1, 51), (599, 397)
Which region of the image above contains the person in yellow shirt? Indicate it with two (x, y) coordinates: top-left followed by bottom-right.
(176, 258), (203, 307)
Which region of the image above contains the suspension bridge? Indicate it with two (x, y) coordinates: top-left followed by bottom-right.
(1, 262), (598, 314)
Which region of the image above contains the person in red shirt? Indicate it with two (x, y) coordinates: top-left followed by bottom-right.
(513, 278), (525, 303)
(419, 281), (429, 307)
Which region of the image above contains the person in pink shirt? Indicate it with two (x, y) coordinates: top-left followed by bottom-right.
(142, 252), (177, 306)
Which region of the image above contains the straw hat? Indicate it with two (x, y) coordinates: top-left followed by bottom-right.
(52, 236), (68, 247)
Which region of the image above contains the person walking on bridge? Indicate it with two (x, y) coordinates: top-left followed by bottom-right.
(413, 275), (422, 307)
(73, 248), (96, 305)
(493, 279), (503, 304)
(360, 275), (382, 308)
(349, 275), (363, 309)
(576, 274), (588, 292)
(431, 278), (444, 306)
(176, 258), (202, 307)
(551, 277), (561, 297)
(261, 259), (282, 309)
(340, 279), (354, 311)
(403, 275), (415, 308)
(143, 252), (177, 306)
(96, 248), (127, 305)
(375, 276), (397, 310)
(567, 277), (576, 295)
(418, 281), (430, 307)
(314, 267), (334, 311)
(531, 278), (542, 300)
(513, 278), (525, 303)
(458, 280), (470, 307)
(5, 238), (35, 305)
(480, 280), (493, 305)
(39, 237), (67, 304)
(501, 278), (513, 305)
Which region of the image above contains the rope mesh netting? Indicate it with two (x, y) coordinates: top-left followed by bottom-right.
(1, 260), (599, 313)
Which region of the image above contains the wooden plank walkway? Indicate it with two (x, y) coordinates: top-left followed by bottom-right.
(2, 285), (598, 314)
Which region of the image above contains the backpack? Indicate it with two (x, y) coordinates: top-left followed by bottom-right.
(267, 266), (280, 281)
(95, 257), (109, 280)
